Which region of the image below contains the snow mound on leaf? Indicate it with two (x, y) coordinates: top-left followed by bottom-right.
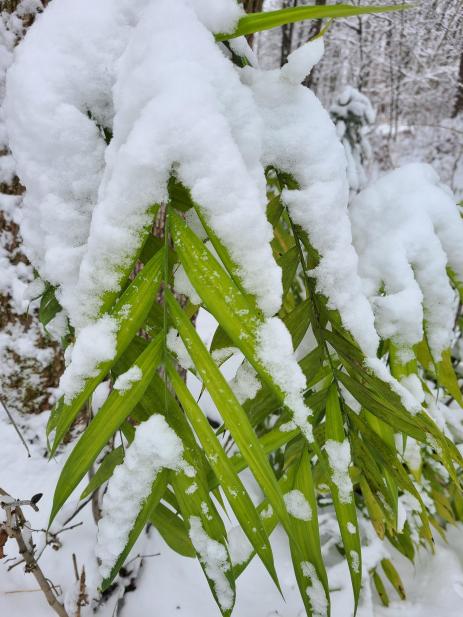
(96, 414), (185, 580)
(6, 0), (281, 330)
(243, 39), (379, 358)
(351, 163), (463, 359)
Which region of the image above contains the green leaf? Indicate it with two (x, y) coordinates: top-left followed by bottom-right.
(166, 290), (295, 541)
(39, 284), (62, 328)
(150, 503), (195, 558)
(49, 248), (164, 453)
(49, 333), (164, 525)
(101, 469), (168, 590)
(287, 447), (330, 617)
(436, 349), (463, 406)
(324, 385), (362, 609)
(167, 359), (280, 588)
(216, 4), (412, 41)
(80, 446), (124, 500)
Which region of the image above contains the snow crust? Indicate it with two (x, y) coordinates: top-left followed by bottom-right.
(96, 414), (185, 579)
(256, 317), (313, 441)
(243, 39), (379, 359)
(324, 439), (353, 504)
(58, 316), (117, 404)
(351, 163), (463, 359)
(113, 365), (142, 394)
(188, 516), (233, 611)
(301, 561), (328, 617)
(284, 489), (312, 521)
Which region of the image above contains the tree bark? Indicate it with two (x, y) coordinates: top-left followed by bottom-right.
(452, 51), (463, 118)
(242, 0), (264, 47)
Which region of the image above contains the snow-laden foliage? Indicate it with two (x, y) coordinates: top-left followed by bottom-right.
(96, 414), (186, 579)
(4, 1), (463, 616)
(351, 163), (463, 360)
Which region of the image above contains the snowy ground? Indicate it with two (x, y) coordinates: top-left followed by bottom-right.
(2, 408), (463, 617)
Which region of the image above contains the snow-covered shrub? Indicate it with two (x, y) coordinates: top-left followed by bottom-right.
(4, 1), (463, 616)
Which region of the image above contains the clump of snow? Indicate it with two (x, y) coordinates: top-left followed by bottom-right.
(167, 328), (194, 371)
(301, 561), (328, 617)
(96, 414), (185, 579)
(347, 522), (357, 535)
(365, 357), (422, 414)
(281, 38), (325, 84)
(229, 360), (261, 404)
(189, 516), (233, 611)
(350, 163), (463, 360)
(243, 39), (379, 358)
(174, 265), (202, 306)
(256, 317), (313, 441)
(284, 489), (312, 521)
(6, 0), (282, 328)
(58, 315), (117, 404)
(113, 365), (142, 394)
(91, 380), (111, 413)
(324, 439), (353, 504)
(227, 525), (252, 566)
(350, 550), (360, 574)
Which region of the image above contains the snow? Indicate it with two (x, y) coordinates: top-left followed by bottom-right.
(350, 163), (463, 360)
(228, 525), (253, 566)
(243, 40), (380, 359)
(96, 414), (185, 579)
(300, 561), (328, 617)
(91, 381), (110, 413)
(174, 265), (202, 306)
(256, 317), (314, 442)
(113, 365), (142, 394)
(167, 328), (195, 371)
(188, 516), (233, 611)
(58, 315), (117, 404)
(229, 360), (261, 404)
(5, 0), (282, 328)
(284, 489), (312, 521)
(324, 439), (353, 504)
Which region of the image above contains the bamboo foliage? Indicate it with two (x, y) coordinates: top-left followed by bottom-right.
(41, 4), (463, 617)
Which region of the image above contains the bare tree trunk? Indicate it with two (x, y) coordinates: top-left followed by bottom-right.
(452, 50), (463, 118)
(242, 0), (264, 47)
(303, 0), (327, 89)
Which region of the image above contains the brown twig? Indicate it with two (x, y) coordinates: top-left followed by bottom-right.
(0, 487), (69, 617)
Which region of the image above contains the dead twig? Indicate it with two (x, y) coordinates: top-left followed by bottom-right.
(0, 487), (70, 617)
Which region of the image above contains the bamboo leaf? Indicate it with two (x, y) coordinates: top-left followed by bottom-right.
(150, 503), (196, 558)
(324, 385), (362, 609)
(166, 290), (295, 540)
(167, 360), (279, 587)
(215, 4), (412, 41)
(49, 333), (164, 525)
(49, 248), (164, 453)
(101, 469), (168, 590)
(80, 446), (124, 500)
(287, 447), (330, 617)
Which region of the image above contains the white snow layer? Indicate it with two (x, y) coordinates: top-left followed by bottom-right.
(58, 315), (117, 404)
(284, 489), (312, 521)
(96, 414), (185, 579)
(256, 317), (314, 441)
(5, 0), (280, 329)
(351, 163), (463, 360)
(324, 439), (353, 504)
(189, 516), (234, 611)
(113, 365), (142, 393)
(243, 39), (379, 359)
